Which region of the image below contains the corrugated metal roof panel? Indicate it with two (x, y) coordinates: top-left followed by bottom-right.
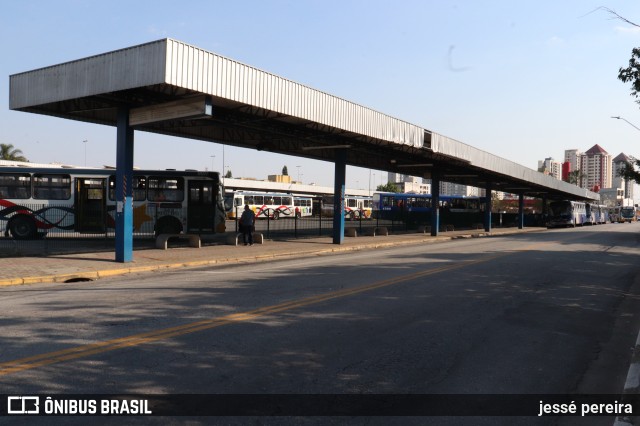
(10, 40), (167, 109)
(431, 133), (599, 200)
(162, 39), (424, 148)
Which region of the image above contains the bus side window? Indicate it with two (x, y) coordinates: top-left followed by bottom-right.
(148, 176), (184, 202)
(134, 177), (146, 201)
(0, 173), (31, 199)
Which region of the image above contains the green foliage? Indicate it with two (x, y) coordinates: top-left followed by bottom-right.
(619, 47), (640, 105)
(376, 182), (400, 192)
(0, 144), (27, 161)
(618, 158), (640, 184)
(282, 165), (288, 176)
(225, 169), (233, 178)
(563, 170), (582, 185)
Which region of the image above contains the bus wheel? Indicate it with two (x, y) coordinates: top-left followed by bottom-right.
(9, 216), (37, 240)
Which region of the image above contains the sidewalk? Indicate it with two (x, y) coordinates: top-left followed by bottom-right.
(0, 227), (544, 286)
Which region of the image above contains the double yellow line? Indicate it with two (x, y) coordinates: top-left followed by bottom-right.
(1, 253), (508, 376)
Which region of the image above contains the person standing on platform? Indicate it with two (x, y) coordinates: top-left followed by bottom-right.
(239, 204), (256, 246)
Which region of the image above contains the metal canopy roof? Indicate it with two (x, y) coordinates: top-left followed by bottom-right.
(10, 38), (598, 201)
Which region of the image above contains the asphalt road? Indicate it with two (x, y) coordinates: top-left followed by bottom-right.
(2, 223), (640, 425)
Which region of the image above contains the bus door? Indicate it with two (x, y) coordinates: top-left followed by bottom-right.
(187, 180), (214, 233)
(75, 178), (106, 232)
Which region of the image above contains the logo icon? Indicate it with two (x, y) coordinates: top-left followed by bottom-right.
(7, 396), (40, 414)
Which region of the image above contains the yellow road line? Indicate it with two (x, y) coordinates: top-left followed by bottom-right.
(0, 251), (515, 376)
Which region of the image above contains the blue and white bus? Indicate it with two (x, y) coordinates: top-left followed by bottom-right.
(547, 200), (587, 228)
(372, 192), (482, 227)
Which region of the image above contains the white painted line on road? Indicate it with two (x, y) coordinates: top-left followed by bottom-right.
(623, 363), (640, 390)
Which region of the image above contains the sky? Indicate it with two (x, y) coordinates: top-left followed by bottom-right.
(2, 1), (640, 192)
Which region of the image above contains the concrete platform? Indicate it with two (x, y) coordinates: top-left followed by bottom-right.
(0, 228), (543, 287)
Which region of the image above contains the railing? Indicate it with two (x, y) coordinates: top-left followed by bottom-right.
(0, 203), (545, 257)
(0, 203), (155, 257)
(231, 206), (378, 239)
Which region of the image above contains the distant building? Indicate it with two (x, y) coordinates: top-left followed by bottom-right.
(561, 161), (570, 181)
(268, 174), (292, 183)
(564, 149), (581, 173)
(598, 187), (625, 207)
(439, 181), (479, 197)
(612, 153), (634, 199)
(578, 144), (612, 192)
(399, 181), (431, 194)
(387, 172), (404, 184)
(537, 157), (562, 180)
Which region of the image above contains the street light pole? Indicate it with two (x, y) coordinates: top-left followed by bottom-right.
(83, 140), (88, 166)
(612, 116), (640, 132)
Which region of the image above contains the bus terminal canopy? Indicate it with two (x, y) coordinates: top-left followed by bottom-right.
(10, 38), (598, 202)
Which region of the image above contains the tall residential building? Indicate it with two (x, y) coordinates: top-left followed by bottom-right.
(578, 144), (612, 191)
(612, 153), (634, 199)
(564, 149), (581, 173)
(537, 157), (562, 180)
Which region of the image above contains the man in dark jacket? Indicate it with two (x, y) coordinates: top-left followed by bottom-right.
(239, 204), (256, 246)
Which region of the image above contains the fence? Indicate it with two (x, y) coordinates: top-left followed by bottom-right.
(0, 204), (542, 257)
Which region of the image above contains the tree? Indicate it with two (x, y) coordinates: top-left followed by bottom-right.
(563, 170), (582, 186)
(618, 157), (640, 184)
(376, 182), (400, 192)
(618, 47), (640, 105)
(282, 165), (288, 176)
(608, 9), (640, 184)
(613, 8), (640, 104)
(225, 169), (233, 178)
(0, 144), (27, 161)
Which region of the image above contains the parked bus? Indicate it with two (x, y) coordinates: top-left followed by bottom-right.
(372, 192), (481, 227)
(547, 200), (587, 228)
(229, 191), (296, 220)
(317, 194), (373, 219)
(591, 204), (609, 224)
(293, 195), (314, 217)
(620, 206), (637, 223)
(0, 165), (226, 239)
(345, 196), (373, 219)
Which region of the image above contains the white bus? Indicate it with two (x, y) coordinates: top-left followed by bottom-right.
(319, 195), (373, 219)
(0, 165), (226, 239)
(547, 200), (587, 228)
(293, 195), (313, 217)
(229, 191), (296, 220)
(345, 196), (373, 219)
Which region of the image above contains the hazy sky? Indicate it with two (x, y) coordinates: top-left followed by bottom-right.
(2, 1), (640, 191)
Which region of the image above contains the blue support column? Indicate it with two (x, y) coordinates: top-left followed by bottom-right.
(115, 107), (134, 263)
(518, 193), (525, 229)
(430, 173), (440, 236)
(332, 149), (347, 244)
(484, 183), (492, 232)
